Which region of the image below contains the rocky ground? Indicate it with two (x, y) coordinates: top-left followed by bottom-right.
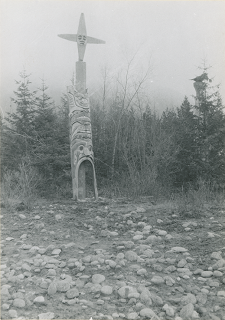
(1, 197), (225, 320)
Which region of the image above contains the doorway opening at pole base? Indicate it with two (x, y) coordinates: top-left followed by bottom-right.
(77, 159), (97, 200)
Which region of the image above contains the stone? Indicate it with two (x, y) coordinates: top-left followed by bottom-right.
(21, 263), (31, 271)
(2, 303), (10, 310)
(125, 251), (138, 261)
(8, 309), (18, 318)
(13, 298), (26, 308)
(181, 293), (197, 305)
(140, 289), (152, 305)
(164, 275), (175, 286)
(157, 230), (167, 236)
(56, 280), (71, 292)
(92, 274), (105, 284)
(178, 259), (187, 268)
(127, 312), (139, 319)
(165, 265), (176, 273)
(136, 207), (146, 213)
(151, 275), (164, 284)
(66, 288), (79, 298)
(217, 291), (225, 297)
(143, 249), (154, 258)
(137, 268), (147, 275)
(180, 303), (194, 319)
(140, 308), (159, 319)
(47, 269), (57, 277)
(48, 282), (57, 295)
(133, 234), (143, 241)
(52, 249), (61, 255)
(118, 286), (138, 298)
(101, 285), (113, 295)
(201, 271), (213, 278)
(38, 312), (55, 319)
(33, 296), (45, 304)
(170, 247), (188, 253)
(211, 251), (222, 260)
(196, 293), (207, 305)
(213, 270), (223, 277)
(108, 260), (117, 268)
(146, 235), (158, 243)
(162, 304), (175, 317)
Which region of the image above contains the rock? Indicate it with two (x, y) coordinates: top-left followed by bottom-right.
(151, 294), (164, 306)
(19, 214), (26, 219)
(136, 207), (146, 213)
(162, 304), (175, 317)
(2, 303), (10, 310)
(133, 235), (143, 241)
(66, 288), (79, 299)
(92, 274), (105, 284)
(108, 260), (117, 268)
(127, 312), (139, 319)
(170, 247), (188, 253)
(13, 298), (25, 308)
(193, 268), (203, 275)
(52, 249), (61, 255)
(34, 296), (45, 304)
(164, 275), (175, 286)
(217, 291), (225, 297)
(151, 275), (164, 284)
(201, 271), (213, 278)
(48, 282), (57, 295)
(21, 263), (31, 271)
(2, 284), (11, 296)
(157, 230), (167, 236)
(125, 251), (138, 261)
(178, 259), (187, 268)
(140, 308), (159, 319)
(213, 270), (223, 277)
(165, 265), (176, 273)
(140, 289), (152, 305)
(211, 252), (222, 260)
(196, 293), (207, 305)
(38, 312), (55, 319)
(8, 309), (18, 318)
(47, 269), (57, 277)
(180, 303), (194, 319)
(96, 299), (104, 304)
(143, 249), (154, 258)
(118, 286), (138, 298)
(145, 235), (158, 243)
(137, 268), (147, 276)
(101, 285), (113, 295)
(56, 280), (71, 292)
(181, 293), (197, 305)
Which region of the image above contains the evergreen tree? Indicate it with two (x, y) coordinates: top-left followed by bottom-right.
(3, 70), (37, 170)
(193, 68), (225, 185)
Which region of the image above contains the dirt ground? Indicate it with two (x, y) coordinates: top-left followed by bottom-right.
(1, 197), (225, 319)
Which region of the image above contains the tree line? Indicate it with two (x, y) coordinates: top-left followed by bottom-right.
(1, 67), (224, 199)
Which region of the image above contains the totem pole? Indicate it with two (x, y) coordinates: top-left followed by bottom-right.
(58, 13), (105, 200)
(190, 72), (209, 107)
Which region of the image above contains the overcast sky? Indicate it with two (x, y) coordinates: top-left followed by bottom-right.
(1, 0), (225, 116)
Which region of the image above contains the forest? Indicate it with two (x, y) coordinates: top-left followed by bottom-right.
(1, 64), (225, 209)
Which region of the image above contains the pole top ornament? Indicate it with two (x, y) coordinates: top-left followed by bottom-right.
(58, 13), (105, 61)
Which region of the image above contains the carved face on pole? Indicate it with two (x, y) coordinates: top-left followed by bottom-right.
(77, 35), (87, 46)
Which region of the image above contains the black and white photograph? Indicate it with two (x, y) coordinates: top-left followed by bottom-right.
(1, 1), (225, 319)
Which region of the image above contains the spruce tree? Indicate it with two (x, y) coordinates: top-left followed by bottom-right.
(193, 67), (225, 186)
(3, 70), (37, 170)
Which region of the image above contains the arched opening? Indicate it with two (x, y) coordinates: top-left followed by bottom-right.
(77, 159), (97, 199)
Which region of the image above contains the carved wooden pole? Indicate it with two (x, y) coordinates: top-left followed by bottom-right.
(58, 13), (105, 200)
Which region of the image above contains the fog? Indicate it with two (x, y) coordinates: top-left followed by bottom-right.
(1, 0), (225, 117)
